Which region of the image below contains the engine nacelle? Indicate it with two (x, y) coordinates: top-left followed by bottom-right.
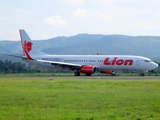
(100, 70), (115, 75)
(80, 65), (97, 74)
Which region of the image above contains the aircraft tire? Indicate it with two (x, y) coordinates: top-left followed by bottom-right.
(86, 73), (92, 76)
(74, 72), (80, 76)
(141, 73), (145, 76)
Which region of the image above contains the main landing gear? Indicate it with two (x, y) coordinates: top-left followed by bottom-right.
(74, 71), (80, 76)
(141, 72), (145, 76)
(74, 72), (92, 76)
(86, 73), (91, 76)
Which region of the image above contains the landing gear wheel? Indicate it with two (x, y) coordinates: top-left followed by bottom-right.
(111, 71), (116, 76)
(86, 73), (92, 76)
(74, 72), (80, 76)
(141, 73), (145, 76)
(111, 73), (116, 76)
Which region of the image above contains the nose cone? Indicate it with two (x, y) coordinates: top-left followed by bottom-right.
(151, 62), (158, 70)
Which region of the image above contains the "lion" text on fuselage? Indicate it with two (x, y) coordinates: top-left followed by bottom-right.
(104, 57), (133, 66)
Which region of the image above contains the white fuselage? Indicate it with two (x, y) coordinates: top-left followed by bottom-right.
(25, 54), (158, 72)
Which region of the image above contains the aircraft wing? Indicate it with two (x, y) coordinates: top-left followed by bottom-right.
(4, 53), (82, 70)
(37, 59), (82, 70)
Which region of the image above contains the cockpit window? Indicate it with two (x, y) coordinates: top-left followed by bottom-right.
(144, 60), (151, 62)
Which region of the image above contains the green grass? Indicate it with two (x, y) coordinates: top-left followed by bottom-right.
(0, 78), (160, 120)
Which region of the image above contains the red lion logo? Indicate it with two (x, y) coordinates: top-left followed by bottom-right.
(23, 41), (32, 53)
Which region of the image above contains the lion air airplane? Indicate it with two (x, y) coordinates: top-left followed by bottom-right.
(5, 29), (158, 76)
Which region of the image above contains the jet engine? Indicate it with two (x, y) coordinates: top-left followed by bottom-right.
(80, 65), (97, 74)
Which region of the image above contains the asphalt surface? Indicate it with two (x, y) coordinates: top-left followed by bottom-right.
(1, 75), (160, 79)
(75, 76), (160, 80)
(7, 76), (160, 80)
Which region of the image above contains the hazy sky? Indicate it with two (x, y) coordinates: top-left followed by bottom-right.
(0, 0), (160, 40)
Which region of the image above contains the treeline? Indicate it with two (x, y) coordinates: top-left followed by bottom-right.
(0, 59), (70, 73)
(0, 59), (40, 73)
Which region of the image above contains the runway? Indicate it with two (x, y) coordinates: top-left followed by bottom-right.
(47, 76), (160, 80)
(12, 75), (160, 80)
(1, 74), (160, 80)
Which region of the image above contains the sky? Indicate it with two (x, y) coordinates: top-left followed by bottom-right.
(0, 0), (160, 40)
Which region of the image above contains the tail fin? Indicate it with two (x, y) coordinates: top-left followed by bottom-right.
(19, 29), (47, 60)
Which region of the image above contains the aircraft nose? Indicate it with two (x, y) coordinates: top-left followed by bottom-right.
(151, 62), (158, 70)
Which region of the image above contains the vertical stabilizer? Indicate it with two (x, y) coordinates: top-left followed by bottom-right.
(19, 29), (47, 60)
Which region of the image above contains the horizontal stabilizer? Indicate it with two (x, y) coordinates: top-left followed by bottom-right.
(3, 53), (28, 59)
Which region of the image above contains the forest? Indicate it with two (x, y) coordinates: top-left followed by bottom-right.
(0, 59), (38, 73)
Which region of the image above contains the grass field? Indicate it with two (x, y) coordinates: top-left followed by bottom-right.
(0, 77), (160, 120)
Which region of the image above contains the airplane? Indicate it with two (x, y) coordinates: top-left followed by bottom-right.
(5, 29), (158, 76)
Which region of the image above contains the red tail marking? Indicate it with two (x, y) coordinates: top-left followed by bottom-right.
(23, 41), (32, 53)
(23, 40), (33, 60)
(24, 50), (33, 60)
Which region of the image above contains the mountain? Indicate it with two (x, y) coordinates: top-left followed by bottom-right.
(0, 34), (160, 62)
(0, 44), (12, 54)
